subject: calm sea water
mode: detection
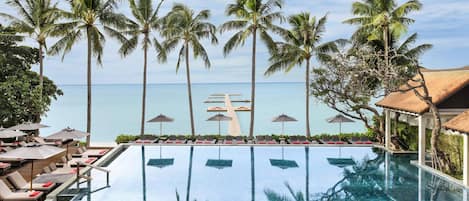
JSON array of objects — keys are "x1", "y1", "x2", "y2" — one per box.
[{"x1": 41, "y1": 83, "x2": 366, "y2": 142}]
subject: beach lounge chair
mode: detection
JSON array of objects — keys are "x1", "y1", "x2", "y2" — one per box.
[
  {"x1": 42, "y1": 166, "x2": 51, "y2": 174},
  {"x1": 7, "y1": 171, "x2": 56, "y2": 192},
  {"x1": 135, "y1": 136, "x2": 157, "y2": 144},
  {"x1": 165, "y1": 135, "x2": 186, "y2": 144},
  {"x1": 0, "y1": 162, "x2": 11, "y2": 175},
  {"x1": 318, "y1": 136, "x2": 335, "y2": 144},
  {"x1": 265, "y1": 136, "x2": 277, "y2": 144},
  {"x1": 194, "y1": 136, "x2": 206, "y2": 144},
  {"x1": 73, "y1": 147, "x2": 108, "y2": 158},
  {"x1": 348, "y1": 136, "x2": 363, "y2": 144},
  {"x1": 204, "y1": 136, "x2": 216, "y2": 144},
  {"x1": 0, "y1": 180, "x2": 43, "y2": 201},
  {"x1": 66, "y1": 154, "x2": 97, "y2": 167},
  {"x1": 331, "y1": 136, "x2": 347, "y2": 144},
  {"x1": 221, "y1": 136, "x2": 234, "y2": 144},
  {"x1": 288, "y1": 136, "x2": 311, "y2": 144},
  {"x1": 256, "y1": 136, "x2": 277, "y2": 144},
  {"x1": 360, "y1": 136, "x2": 373, "y2": 144},
  {"x1": 234, "y1": 136, "x2": 246, "y2": 144}
]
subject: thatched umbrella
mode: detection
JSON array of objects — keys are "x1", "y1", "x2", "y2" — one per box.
[
  {"x1": 147, "y1": 114, "x2": 174, "y2": 136},
  {"x1": 272, "y1": 114, "x2": 297, "y2": 135},
  {"x1": 327, "y1": 114, "x2": 355, "y2": 134},
  {"x1": 206, "y1": 114, "x2": 232, "y2": 135},
  {"x1": 0, "y1": 144, "x2": 65, "y2": 191},
  {"x1": 46, "y1": 127, "x2": 90, "y2": 155},
  {"x1": 8, "y1": 122, "x2": 49, "y2": 131},
  {"x1": 0, "y1": 130, "x2": 27, "y2": 139}
]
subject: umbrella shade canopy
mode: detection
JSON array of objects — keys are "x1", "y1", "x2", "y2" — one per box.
[
  {"x1": 327, "y1": 114, "x2": 355, "y2": 123},
  {"x1": 0, "y1": 130, "x2": 27, "y2": 138},
  {"x1": 147, "y1": 158, "x2": 175, "y2": 169},
  {"x1": 46, "y1": 127, "x2": 89, "y2": 140},
  {"x1": 269, "y1": 159, "x2": 299, "y2": 169},
  {"x1": 0, "y1": 144, "x2": 65, "y2": 160},
  {"x1": 205, "y1": 159, "x2": 233, "y2": 169},
  {"x1": 206, "y1": 114, "x2": 232, "y2": 121},
  {"x1": 8, "y1": 122, "x2": 49, "y2": 131},
  {"x1": 147, "y1": 114, "x2": 174, "y2": 123},
  {"x1": 272, "y1": 114, "x2": 297, "y2": 122}
]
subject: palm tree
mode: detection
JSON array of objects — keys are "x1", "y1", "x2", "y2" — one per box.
[
  {"x1": 220, "y1": 0, "x2": 284, "y2": 138},
  {"x1": 160, "y1": 4, "x2": 218, "y2": 136},
  {"x1": 119, "y1": 0, "x2": 166, "y2": 137},
  {"x1": 0, "y1": 0, "x2": 59, "y2": 94},
  {"x1": 343, "y1": 0, "x2": 422, "y2": 72},
  {"x1": 49, "y1": 0, "x2": 128, "y2": 147},
  {"x1": 265, "y1": 13, "x2": 336, "y2": 137}
]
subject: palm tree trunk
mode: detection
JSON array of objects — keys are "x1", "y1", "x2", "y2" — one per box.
[
  {"x1": 249, "y1": 28, "x2": 257, "y2": 138},
  {"x1": 305, "y1": 58, "x2": 311, "y2": 137},
  {"x1": 140, "y1": 35, "x2": 148, "y2": 137},
  {"x1": 86, "y1": 28, "x2": 92, "y2": 147},
  {"x1": 38, "y1": 42, "x2": 44, "y2": 91},
  {"x1": 185, "y1": 42, "x2": 195, "y2": 136}
]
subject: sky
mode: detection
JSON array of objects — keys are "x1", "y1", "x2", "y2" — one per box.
[{"x1": 0, "y1": 0, "x2": 468, "y2": 85}]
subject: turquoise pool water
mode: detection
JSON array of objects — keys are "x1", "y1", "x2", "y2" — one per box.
[{"x1": 64, "y1": 146, "x2": 466, "y2": 201}]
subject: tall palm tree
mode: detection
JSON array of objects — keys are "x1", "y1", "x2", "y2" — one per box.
[
  {"x1": 0, "y1": 0, "x2": 59, "y2": 94},
  {"x1": 220, "y1": 0, "x2": 284, "y2": 138},
  {"x1": 265, "y1": 13, "x2": 336, "y2": 137},
  {"x1": 343, "y1": 0, "x2": 422, "y2": 71},
  {"x1": 119, "y1": 0, "x2": 166, "y2": 137},
  {"x1": 49, "y1": 0, "x2": 128, "y2": 146},
  {"x1": 160, "y1": 4, "x2": 218, "y2": 136}
]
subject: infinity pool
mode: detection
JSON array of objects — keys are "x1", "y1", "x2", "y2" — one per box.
[{"x1": 62, "y1": 146, "x2": 466, "y2": 201}]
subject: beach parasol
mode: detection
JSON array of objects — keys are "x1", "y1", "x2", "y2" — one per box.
[
  {"x1": 147, "y1": 114, "x2": 174, "y2": 136},
  {"x1": 269, "y1": 146, "x2": 298, "y2": 170},
  {"x1": 206, "y1": 114, "x2": 232, "y2": 135},
  {"x1": 7, "y1": 122, "x2": 49, "y2": 131},
  {"x1": 147, "y1": 145, "x2": 174, "y2": 169},
  {"x1": 0, "y1": 130, "x2": 27, "y2": 139},
  {"x1": 327, "y1": 114, "x2": 355, "y2": 134},
  {"x1": 46, "y1": 127, "x2": 89, "y2": 155},
  {"x1": 205, "y1": 146, "x2": 233, "y2": 170},
  {"x1": 272, "y1": 114, "x2": 297, "y2": 135},
  {"x1": 0, "y1": 144, "x2": 65, "y2": 191}
]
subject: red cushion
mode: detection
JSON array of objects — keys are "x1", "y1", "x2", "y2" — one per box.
[
  {"x1": 85, "y1": 158, "x2": 94, "y2": 163},
  {"x1": 268, "y1": 141, "x2": 276, "y2": 144},
  {"x1": 327, "y1": 142, "x2": 335, "y2": 144},
  {"x1": 42, "y1": 181, "x2": 53, "y2": 187},
  {"x1": 355, "y1": 141, "x2": 363, "y2": 144},
  {"x1": 336, "y1": 141, "x2": 345, "y2": 144},
  {"x1": 292, "y1": 141, "x2": 300, "y2": 144},
  {"x1": 70, "y1": 169, "x2": 78, "y2": 174},
  {"x1": 225, "y1": 141, "x2": 233, "y2": 144},
  {"x1": 98, "y1": 150, "x2": 107, "y2": 154},
  {"x1": 365, "y1": 141, "x2": 373, "y2": 144},
  {"x1": 302, "y1": 141, "x2": 310, "y2": 144},
  {"x1": 196, "y1": 141, "x2": 203, "y2": 144},
  {"x1": 29, "y1": 191, "x2": 40, "y2": 197}
]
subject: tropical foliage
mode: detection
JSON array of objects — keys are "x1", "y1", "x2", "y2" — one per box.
[
  {"x1": 119, "y1": 0, "x2": 167, "y2": 136},
  {"x1": 49, "y1": 0, "x2": 128, "y2": 146},
  {"x1": 161, "y1": 3, "x2": 218, "y2": 136},
  {"x1": 0, "y1": 25, "x2": 62, "y2": 127},
  {"x1": 220, "y1": 0, "x2": 284, "y2": 138}
]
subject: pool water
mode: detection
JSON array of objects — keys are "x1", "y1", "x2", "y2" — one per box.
[{"x1": 65, "y1": 146, "x2": 466, "y2": 201}]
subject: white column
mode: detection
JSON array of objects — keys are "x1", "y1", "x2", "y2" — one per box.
[
  {"x1": 385, "y1": 110, "x2": 391, "y2": 150},
  {"x1": 463, "y1": 134, "x2": 469, "y2": 186},
  {"x1": 418, "y1": 115, "x2": 426, "y2": 166}
]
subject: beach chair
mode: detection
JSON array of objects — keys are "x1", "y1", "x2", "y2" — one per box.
[
  {"x1": 234, "y1": 136, "x2": 246, "y2": 144},
  {"x1": 204, "y1": 136, "x2": 216, "y2": 144},
  {"x1": 331, "y1": 136, "x2": 346, "y2": 144},
  {"x1": 288, "y1": 136, "x2": 310, "y2": 144},
  {"x1": 348, "y1": 136, "x2": 363, "y2": 144},
  {"x1": 319, "y1": 136, "x2": 335, "y2": 144},
  {"x1": 66, "y1": 154, "x2": 97, "y2": 167},
  {"x1": 265, "y1": 136, "x2": 277, "y2": 144},
  {"x1": 194, "y1": 136, "x2": 206, "y2": 144},
  {"x1": 255, "y1": 136, "x2": 266, "y2": 144},
  {"x1": 360, "y1": 136, "x2": 373, "y2": 144},
  {"x1": 7, "y1": 171, "x2": 56, "y2": 192},
  {"x1": 0, "y1": 162, "x2": 11, "y2": 175},
  {"x1": 135, "y1": 136, "x2": 157, "y2": 144},
  {"x1": 0, "y1": 180, "x2": 43, "y2": 201},
  {"x1": 73, "y1": 147, "x2": 109, "y2": 158},
  {"x1": 222, "y1": 136, "x2": 234, "y2": 144},
  {"x1": 165, "y1": 135, "x2": 186, "y2": 144}
]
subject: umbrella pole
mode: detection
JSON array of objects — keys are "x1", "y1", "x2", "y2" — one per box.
[
  {"x1": 282, "y1": 122, "x2": 284, "y2": 135},
  {"x1": 218, "y1": 120, "x2": 221, "y2": 136},
  {"x1": 30, "y1": 160, "x2": 34, "y2": 192},
  {"x1": 339, "y1": 122, "x2": 342, "y2": 135},
  {"x1": 160, "y1": 122, "x2": 162, "y2": 137}
]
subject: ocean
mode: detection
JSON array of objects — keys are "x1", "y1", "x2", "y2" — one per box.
[{"x1": 41, "y1": 82, "x2": 366, "y2": 142}]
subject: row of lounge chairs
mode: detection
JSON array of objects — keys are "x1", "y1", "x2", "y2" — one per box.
[
  {"x1": 133, "y1": 135, "x2": 375, "y2": 145},
  {"x1": 0, "y1": 171, "x2": 57, "y2": 201}
]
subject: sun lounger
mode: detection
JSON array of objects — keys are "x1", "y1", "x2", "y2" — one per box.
[
  {"x1": 288, "y1": 136, "x2": 311, "y2": 144},
  {"x1": 0, "y1": 180, "x2": 43, "y2": 201},
  {"x1": 42, "y1": 166, "x2": 51, "y2": 174},
  {"x1": 73, "y1": 147, "x2": 108, "y2": 158},
  {"x1": 135, "y1": 136, "x2": 157, "y2": 144},
  {"x1": 0, "y1": 162, "x2": 11, "y2": 175},
  {"x1": 195, "y1": 136, "x2": 206, "y2": 144},
  {"x1": 51, "y1": 167, "x2": 79, "y2": 174},
  {"x1": 256, "y1": 136, "x2": 277, "y2": 144},
  {"x1": 360, "y1": 136, "x2": 373, "y2": 144},
  {"x1": 331, "y1": 136, "x2": 347, "y2": 144},
  {"x1": 221, "y1": 136, "x2": 234, "y2": 144},
  {"x1": 66, "y1": 154, "x2": 97, "y2": 167},
  {"x1": 234, "y1": 136, "x2": 246, "y2": 144},
  {"x1": 318, "y1": 136, "x2": 335, "y2": 144},
  {"x1": 7, "y1": 171, "x2": 56, "y2": 192},
  {"x1": 165, "y1": 135, "x2": 186, "y2": 144},
  {"x1": 348, "y1": 136, "x2": 363, "y2": 144}
]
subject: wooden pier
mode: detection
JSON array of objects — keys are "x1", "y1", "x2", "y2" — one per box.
[{"x1": 206, "y1": 94, "x2": 250, "y2": 136}]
